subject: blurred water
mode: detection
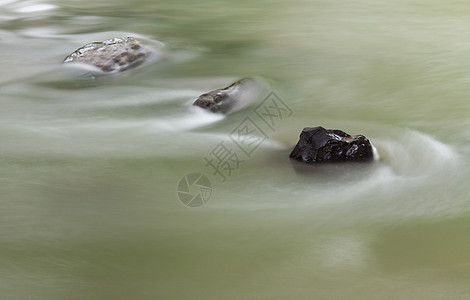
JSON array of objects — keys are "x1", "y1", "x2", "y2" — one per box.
[{"x1": 1, "y1": 0, "x2": 470, "y2": 299}]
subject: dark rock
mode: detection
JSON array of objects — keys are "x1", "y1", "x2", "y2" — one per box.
[
  {"x1": 193, "y1": 78, "x2": 258, "y2": 114},
  {"x1": 289, "y1": 126, "x2": 374, "y2": 163},
  {"x1": 63, "y1": 37, "x2": 153, "y2": 73}
]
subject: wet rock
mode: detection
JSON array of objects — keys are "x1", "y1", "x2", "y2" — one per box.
[
  {"x1": 193, "y1": 78, "x2": 258, "y2": 114},
  {"x1": 63, "y1": 37, "x2": 153, "y2": 73},
  {"x1": 289, "y1": 126, "x2": 374, "y2": 163}
]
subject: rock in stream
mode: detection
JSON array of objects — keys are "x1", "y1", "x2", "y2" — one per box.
[
  {"x1": 193, "y1": 78, "x2": 262, "y2": 114},
  {"x1": 289, "y1": 126, "x2": 374, "y2": 163},
  {"x1": 63, "y1": 37, "x2": 154, "y2": 73}
]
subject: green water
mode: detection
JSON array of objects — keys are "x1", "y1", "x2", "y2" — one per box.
[{"x1": 1, "y1": 0, "x2": 470, "y2": 299}]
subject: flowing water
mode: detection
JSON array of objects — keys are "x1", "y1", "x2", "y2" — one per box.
[{"x1": 1, "y1": 0, "x2": 470, "y2": 299}]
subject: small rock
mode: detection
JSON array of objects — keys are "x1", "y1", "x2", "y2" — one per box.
[
  {"x1": 289, "y1": 126, "x2": 374, "y2": 163},
  {"x1": 193, "y1": 78, "x2": 258, "y2": 114},
  {"x1": 63, "y1": 37, "x2": 153, "y2": 73}
]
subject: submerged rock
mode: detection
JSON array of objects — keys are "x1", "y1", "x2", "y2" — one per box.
[
  {"x1": 63, "y1": 37, "x2": 154, "y2": 73},
  {"x1": 289, "y1": 126, "x2": 374, "y2": 163},
  {"x1": 193, "y1": 78, "x2": 259, "y2": 114}
]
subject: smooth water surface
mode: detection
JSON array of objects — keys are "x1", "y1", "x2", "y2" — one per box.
[{"x1": 1, "y1": 0, "x2": 470, "y2": 299}]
